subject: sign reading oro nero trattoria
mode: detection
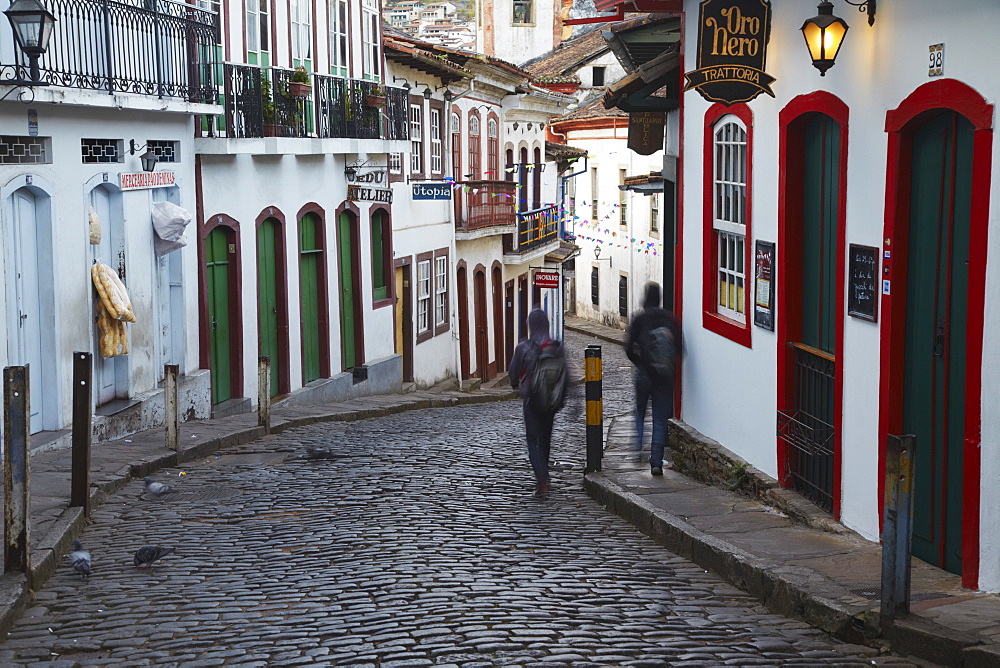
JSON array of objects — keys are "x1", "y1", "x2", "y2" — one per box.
[{"x1": 684, "y1": 0, "x2": 775, "y2": 106}]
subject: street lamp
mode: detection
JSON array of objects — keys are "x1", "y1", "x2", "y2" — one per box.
[
  {"x1": 800, "y1": 1, "x2": 849, "y2": 76},
  {"x1": 129, "y1": 140, "x2": 159, "y2": 173},
  {"x1": 4, "y1": 0, "x2": 56, "y2": 85}
]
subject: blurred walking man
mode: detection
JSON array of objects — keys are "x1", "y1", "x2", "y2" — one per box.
[{"x1": 624, "y1": 283, "x2": 681, "y2": 476}]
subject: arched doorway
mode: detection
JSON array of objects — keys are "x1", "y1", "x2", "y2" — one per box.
[
  {"x1": 880, "y1": 80, "x2": 993, "y2": 587},
  {"x1": 299, "y1": 210, "x2": 329, "y2": 384},
  {"x1": 457, "y1": 264, "x2": 469, "y2": 379},
  {"x1": 4, "y1": 181, "x2": 56, "y2": 432},
  {"x1": 205, "y1": 225, "x2": 240, "y2": 405},
  {"x1": 776, "y1": 93, "x2": 848, "y2": 518},
  {"x1": 90, "y1": 183, "x2": 129, "y2": 407},
  {"x1": 474, "y1": 268, "x2": 489, "y2": 379},
  {"x1": 336, "y1": 208, "x2": 364, "y2": 370},
  {"x1": 257, "y1": 215, "x2": 289, "y2": 397},
  {"x1": 492, "y1": 265, "x2": 504, "y2": 373}
]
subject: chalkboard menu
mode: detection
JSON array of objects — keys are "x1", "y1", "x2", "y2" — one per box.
[{"x1": 848, "y1": 244, "x2": 878, "y2": 322}]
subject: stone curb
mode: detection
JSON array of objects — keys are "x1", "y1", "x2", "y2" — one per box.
[
  {"x1": 583, "y1": 471, "x2": 996, "y2": 666},
  {"x1": 583, "y1": 473, "x2": 874, "y2": 643},
  {"x1": 0, "y1": 386, "x2": 519, "y2": 639}
]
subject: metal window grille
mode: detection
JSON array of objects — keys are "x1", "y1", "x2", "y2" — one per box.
[
  {"x1": 618, "y1": 275, "x2": 628, "y2": 317},
  {"x1": 0, "y1": 136, "x2": 51, "y2": 164},
  {"x1": 81, "y1": 138, "x2": 123, "y2": 163},
  {"x1": 417, "y1": 260, "x2": 431, "y2": 332},
  {"x1": 713, "y1": 118, "x2": 747, "y2": 320},
  {"x1": 434, "y1": 256, "x2": 447, "y2": 325},
  {"x1": 591, "y1": 266, "x2": 599, "y2": 306},
  {"x1": 145, "y1": 140, "x2": 178, "y2": 162}
]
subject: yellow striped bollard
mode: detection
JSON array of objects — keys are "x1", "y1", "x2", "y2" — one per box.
[{"x1": 585, "y1": 344, "x2": 603, "y2": 473}]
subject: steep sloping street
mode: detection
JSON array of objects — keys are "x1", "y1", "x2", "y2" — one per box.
[{"x1": 0, "y1": 332, "x2": 914, "y2": 665}]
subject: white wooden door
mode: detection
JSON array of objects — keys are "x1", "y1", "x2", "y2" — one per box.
[
  {"x1": 151, "y1": 188, "x2": 185, "y2": 381},
  {"x1": 8, "y1": 189, "x2": 43, "y2": 432},
  {"x1": 90, "y1": 186, "x2": 126, "y2": 405}
]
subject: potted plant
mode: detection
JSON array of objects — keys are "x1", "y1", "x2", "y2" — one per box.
[
  {"x1": 366, "y1": 84, "x2": 387, "y2": 108},
  {"x1": 289, "y1": 66, "x2": 311, "y2": 98},
  {"x1": 261, "y1": 75, "x2": 280, "y2": 136}
]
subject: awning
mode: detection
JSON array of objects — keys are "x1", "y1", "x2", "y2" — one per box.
[{"x1": 545, "y1": 240, "x2": 579, "y2": 263}]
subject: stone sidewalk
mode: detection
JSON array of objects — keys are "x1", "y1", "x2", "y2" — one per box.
[
  {"x1": 566, "y1": 313, "x2": 1000, "y2": 667},
  {"x1": 0, "y1": 379, "x2": 519, "y2": 639}
]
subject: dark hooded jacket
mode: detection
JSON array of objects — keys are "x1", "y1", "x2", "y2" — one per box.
[
  {"x1": 624, "y1": 283, "x2": 681, "y2": 376},
  {"x1": 509, "y1": 308, "x2": 563, "y2": 400}
]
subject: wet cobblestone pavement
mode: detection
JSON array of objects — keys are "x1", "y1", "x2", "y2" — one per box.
[{"x1": 0, "y1": 332, "x2": 918, "y2": 666}]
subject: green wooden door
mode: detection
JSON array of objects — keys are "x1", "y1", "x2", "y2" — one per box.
[
  {"x1": 257, "y1": 219, "x2": 281, "y2": 397},
  {"x1": 206, "y1": 228, "x2": 232, "y2": 405},
  {"x1": 904, "y1": 111, "x2": 973, "y2": 574},
  {"x1": 786, "y1": 113, "x2": 840, "y2": 513},
  {"x1": 300, "y1": 213, "x2": 322, "y2": 383},
  {"x1": 338, "y1": 211, "x2": 356, "y2": 369}
]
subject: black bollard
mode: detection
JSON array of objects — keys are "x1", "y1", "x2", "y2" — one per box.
[
  {"x1": 584, "y1": 345, "x2": 603, "y2": 473},
  {"x1": 71, "y1": 352, "x2": 93, "y2": 515}
]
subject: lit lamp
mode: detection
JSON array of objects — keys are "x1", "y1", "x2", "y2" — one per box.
[
  {"x1": 800, "y1": 1, "x2": 849, "y2": 76},
  {"x1": 4, "y1": 0, "x2": 56, "y2": 85}
]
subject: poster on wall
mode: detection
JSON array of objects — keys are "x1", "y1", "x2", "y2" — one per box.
[
  {"x1": 683, "y1": 0, "x2": 776, "y2": 106},
  {"x1": 753, "y1": 240, "x2": 774, "y2": 331},
  {"x1": 848, "y1": 244, "x2": 879, "y2": 322}
]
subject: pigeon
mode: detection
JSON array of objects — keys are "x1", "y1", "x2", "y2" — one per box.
[
  {"x1": 133, "y1": 546, "x2": 175, "y2": 568},
  {"x1": 70, "y1": 540, "x2": 91, "y2": 579},
  {"x1": 305, "y1": 445, "x2": 339, "y2": 461},
  {"x1": 143, "y1": 477, "x2": 172, "y2": 496}
]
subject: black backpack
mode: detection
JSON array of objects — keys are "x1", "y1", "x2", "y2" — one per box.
[
  {"x1": 641, "y1": 326, "x2": 678, "y2": 380},
  {"x1": 527, "y1": 339, "x2": 567, "y2": 414}
]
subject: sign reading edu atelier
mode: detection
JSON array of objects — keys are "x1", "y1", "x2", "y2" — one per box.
[
  {"x1": 347, "y1": 184, "x2": 392, "y2": 203},
  {"x1": 684, "y1": 0, "x2": 776, "y2": 106}
]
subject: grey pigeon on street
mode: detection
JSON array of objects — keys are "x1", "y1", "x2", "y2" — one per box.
[
  {"x1": 305, "y1": 445, "x2": 339, "y2": 460},
  {"x1": 133, "y1": 545, "x2": 175, "y2": 568},
  {"x1": 143, "y1": 477, "x2": 172, "y2": 496},
  {"x1": 70, "y1": 540, "x2": 91, "y2": 579}
]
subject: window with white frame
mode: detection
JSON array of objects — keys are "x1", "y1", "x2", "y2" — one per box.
[
  {"x1": 329, "y1": 0, "x2": 347, "y2": 75},
  {"x1": 247, "y1": 0, "x2": 269, "y2": 54},
  {"x1": 434, "y1": 256, "x2": 448, "y2": 326},
  {"x1": 713, "y1": 116, "x2": 748, "y2": 321},
  {"x1": 362, "y1": 0, "x2": 380, "y2": 80},
  {"x1": 512, "y1": 0, "x2": 531, "y2": 24},
  {"x1": 468, "y1": 114, "x2": 481, "y2": 179},
  {"x1": 389, "y1": 152, "x2": 402, "y2": 174},
  {"x1": 417, "y1": 260, "x2": 431, "y2": 333},
  {"x1": 291, "y1": 0, "x2": 311, "y2": 61},
  {"x1": 410, "y1": 105, "x2": 423, "y2": 173},
  {"x1": 487, "y1": 118, "x2": 499, "y2": 177},
  {"x1": 619, "y1": 168, "x2": 627, "y2": 227},
  {"x1": 450, "y1": 112, "x2": 460, "y2": 133},
  {"x1": 430, "y1": 109, "x2": 442, "y2": 173},
  {"x1": 650, "y1": 194, "x2": 659, "y2": 233}
]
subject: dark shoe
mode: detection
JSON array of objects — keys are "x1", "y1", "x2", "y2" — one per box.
[{"x1": 651, "y1": 466, "x2": 663, "y2": 476}]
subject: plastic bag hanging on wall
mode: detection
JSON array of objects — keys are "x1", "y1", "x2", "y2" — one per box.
[{"x1": 151, "y1": 200, "x2": 193, "y2": 256}]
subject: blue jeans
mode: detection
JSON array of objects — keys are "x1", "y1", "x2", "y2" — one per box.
[
  {"x1": 635, "y1": 369, "x2": 672, "y2": 468},
  {"x1": 523, "y1": 402, "x2": 554, "y2": 488}
]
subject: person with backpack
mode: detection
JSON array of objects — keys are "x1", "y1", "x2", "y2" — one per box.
[
  {"x1": 508, "y1": 308, "x2": 567, "y2": 496},
  {"x1": 625, "y1": 282, "x2": 681, "y2": 476}
]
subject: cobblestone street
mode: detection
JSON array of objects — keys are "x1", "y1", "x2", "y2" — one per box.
[{"x1": 0, "y1": 331, "x2": 915, "y2": 666}]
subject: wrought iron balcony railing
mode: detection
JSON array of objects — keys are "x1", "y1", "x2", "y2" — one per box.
[
  {"x1": 1, "y1": 0, "x2": 219, "y2": 102},
  {"x1": 219, "y1": 63, "x2": 408, "y2": 140},
  {"x1": 505, "y1": 204, "x2": 560, "y2": 254},
  {"x1": 455, "y1": 180, "x2": 517, "y2": 232}
]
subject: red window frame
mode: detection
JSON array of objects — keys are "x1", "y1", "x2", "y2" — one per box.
[
  {"x1": 702, "y1": 102, "x2": 753, "y2": 348},
  {"x1": 467, "y1": 110, "x2": 481, "y2": 179}
]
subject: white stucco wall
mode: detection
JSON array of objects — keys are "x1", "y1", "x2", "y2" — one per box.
[
  {"x1": 480, "y1": 0, "x2": 558, "y2": 65},
  {"x1": 679, "y1": 0, "x2": 1000, "y2": 590},
  {"x1": 563, "y1": 130, "x2": 664, "y2": 326},
  {"x1": 0, "y1": 104, "x2": 199, "y2": 433}
]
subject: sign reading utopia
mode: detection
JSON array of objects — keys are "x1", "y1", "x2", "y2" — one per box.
[{"x1": 684, "y1": 0, "x2": 776, "y2": 106}]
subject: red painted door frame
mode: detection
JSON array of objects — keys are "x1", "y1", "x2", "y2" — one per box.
[
  {"x1": 776, "y1": 92, "x2": 849, "y2": 520},
  {"x1": 878, "y1": 79, "x2": 993, "y2": 590},
  {"x1": 199, "y1": 213, "x2": 245, "y2": 402},
  {"x1": 474, "y1": 267, "x2": 490, "y2": 379},
  {"x1": 457, "y1": 263, "x2": 470, "y2": 379},
  {"x1": 256, "y1": 209, "x2": 291, "y2": 396},
  {"x1": 492, "y1": 264, "x2": 504, "y2": 373}
]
